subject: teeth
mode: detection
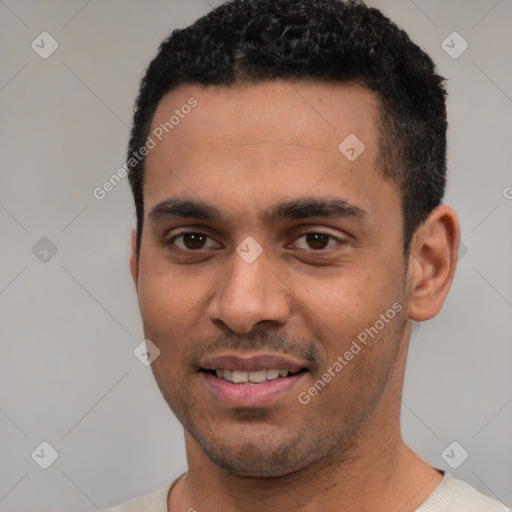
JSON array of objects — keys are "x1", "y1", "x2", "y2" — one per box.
[
  {"x1": 232, "y1": 371, "x2": 248, "y2": 383},
  {"x1": 248, "y1": 370, "x2": 266, "y2": 383},
  {"x1": 213, "y1": 368, "x2": 293, "y2": 383},
  {"x1": 266, "y1": 369, "x2": 280, "y2": 380}
]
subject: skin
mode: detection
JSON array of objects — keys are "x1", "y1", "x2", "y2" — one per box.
[{"x1": 130, "y1": 79, "x2": 460, "y2": 512}]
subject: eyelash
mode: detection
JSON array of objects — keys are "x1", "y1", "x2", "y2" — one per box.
[{"x1": 166, "y1": 231, "x2": 345, "y2": 253}]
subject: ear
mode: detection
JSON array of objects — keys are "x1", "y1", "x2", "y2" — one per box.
[
  {"x1": 130, "y1": 229, "x2": 139, "y2": 292},
  {"x1": 406, "y1": 205, "x2": 460, "y2": 322}
]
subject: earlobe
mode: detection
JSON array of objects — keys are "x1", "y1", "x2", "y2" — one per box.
[
  {"x1": 406, "y1": 205, "x2": 460, "y2": 322},
  {"x1": 130, "y1": 229, "x2": 139, "y2": 291}
]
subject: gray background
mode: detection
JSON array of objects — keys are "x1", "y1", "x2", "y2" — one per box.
[{"x1": 0, "y1": 0, "x2": 511, "y2": 510}]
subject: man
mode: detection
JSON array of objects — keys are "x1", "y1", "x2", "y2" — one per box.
[{"x1": 107, "y1": 0, "x2": 509, "y2": 510}]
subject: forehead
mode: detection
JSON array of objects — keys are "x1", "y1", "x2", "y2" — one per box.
[
  {"x1": 148, "y1": 79, "x2": 381, "y2": 155},
  {"x1": 143, "y1": 80, "x2": 397, "y2": 225}
]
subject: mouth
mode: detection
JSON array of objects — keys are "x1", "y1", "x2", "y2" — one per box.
[{"x1": 199, "y1": 353, "x2": 310, "y2": 408}]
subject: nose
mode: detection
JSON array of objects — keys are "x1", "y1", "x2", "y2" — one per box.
[{"x1": 207, "y1": 250, "x2": 291, "y2": 335}]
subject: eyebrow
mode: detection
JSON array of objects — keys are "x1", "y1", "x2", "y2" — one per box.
[
  {"x1": 263, "y1": 197, "x2": 366, "y2": 223},
  {"x1": 148, "y1": 197, "x2": 367, "y2": 224}
]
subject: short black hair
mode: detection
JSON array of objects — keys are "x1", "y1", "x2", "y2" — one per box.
[{"x1": 127, "y1": 0, "x2": 447, "y2": 256}]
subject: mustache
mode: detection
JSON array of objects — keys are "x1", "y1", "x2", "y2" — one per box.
[{"x1": 191, "y1": 331, "x2": 319, "y2": 364}]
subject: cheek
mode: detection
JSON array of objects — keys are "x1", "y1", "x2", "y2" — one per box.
[
  {"x1": 292, "y1": 264, "x2": 406, "y2": 384},
  {"x1": 136, "y1": 262, "x2": 213, "y2": 364},
  {"x1": 138, "y1": 273, "x2": 170, "y2": 324},
  {"x1": 138, "y1": 257, "x2": 190, "y2": 313},
  {"x1": 304, "y1": 303, "x2": 406, "y2": 422},
  {"x1": 298, "y1": 265, "x2": 399, "y2": 326},
  {"x1": 137, "y1": 265, "x2": 187, "y2": 340}
]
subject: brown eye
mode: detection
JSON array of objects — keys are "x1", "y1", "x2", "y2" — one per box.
[
  {"x1": 169, "y1": 232, "x2": 212, "y2": 250},
  {"x1": 305, "y1": 233, "x2": 330, "y2": 250},
  {"x1": 292, "y1": 232, "x2": 341, "y2": 251}
]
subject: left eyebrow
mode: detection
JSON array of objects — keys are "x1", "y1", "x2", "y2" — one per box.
[{"x1": 262, "y1": 197, "x2": 367, "y2": 224}]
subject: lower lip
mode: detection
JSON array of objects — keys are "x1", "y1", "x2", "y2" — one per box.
[{"x1": 202, "y1": 372, "x2": 307, "y2": 408}]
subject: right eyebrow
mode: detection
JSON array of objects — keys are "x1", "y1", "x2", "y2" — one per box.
[{"x1": 148, "y1": 198, "x2": 223, "y2": 223}]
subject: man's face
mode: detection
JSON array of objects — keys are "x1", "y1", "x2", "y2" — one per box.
[{"x1": 132, "y1": 80, "x2": 410, "y2": 477}]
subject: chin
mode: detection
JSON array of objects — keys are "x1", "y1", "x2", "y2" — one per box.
[
  {"x1": 199, "y1": 445, "x2": 301, "y2": 478},
  {"x1": 188, "y1": 424, "x2": 323, "y2": 478}
]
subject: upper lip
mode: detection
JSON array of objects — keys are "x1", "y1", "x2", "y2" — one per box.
[{"x1": 199, "y1": 352, "x2": 309, "y2": 373}]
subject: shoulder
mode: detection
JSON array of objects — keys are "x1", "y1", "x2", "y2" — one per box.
[
  {"x1": 416, "y1": 472, "x2": 510, "y2": 512},
  {"x1": 103, "y1": 478, "x2": 177, "y2": 512}
]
